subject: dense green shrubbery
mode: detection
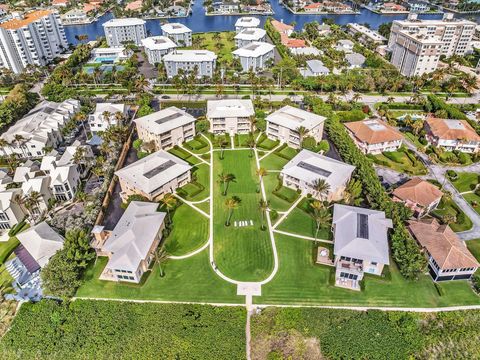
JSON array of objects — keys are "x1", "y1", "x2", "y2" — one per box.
[
  {"x1": 0, "y1": 84, "x2": 38, "y2": 131},
  {"x1": 337, "y1": 109, "x2": 367, "y2": 123},
  {"x1": 0, "y1": 300, "x2": 246, "y2": 359}
]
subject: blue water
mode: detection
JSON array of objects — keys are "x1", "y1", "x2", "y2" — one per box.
[{"x1": 64, "y1": 0, "x2": 478, "y2": 44}]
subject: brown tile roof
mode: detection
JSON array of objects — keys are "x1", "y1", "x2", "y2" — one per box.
[
  {"x1": 425, "y1": 116, "x2": 480, "y2": 142},
  {"x1": 408, "y1": 219, "x2": 480, "y2": 270},
  {"x1": 343, "y1": 119, "x2": 403, "y2": 145},
  {"x1": 0, "y1": 10, "x2": 53, "y2": 30},
  {"x1": 285, "y1": 38, "x2": 306, "y2": 48},
  {"x1": 393, "y1": 178, "x2": 443, "y2": 207},
  {"x1": 271, "y1": 20, "x2": 293, "y2": 33}
]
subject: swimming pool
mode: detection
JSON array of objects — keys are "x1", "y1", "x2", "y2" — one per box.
[{"x1": 92, "y1": 56, "x2": 118, "y2": 64}]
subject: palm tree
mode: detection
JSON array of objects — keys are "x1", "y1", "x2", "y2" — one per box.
[
  {"x1": 224, "y1": 196, "x2": 241, "y2": 226},
  {"x1": 296, "y1": 126, "x2": 309, "y2": 147},
  {"x1": 343, "y1": 179, "x2": 363, "y2": 206},
  {"x1": 411, "y1": 120, "x2": 423, "y2": 136},
  {"x1": 114, "y1": 111, "x2": 125, "y2": 126},
  {"x1": 13, "y1": 134, "x2": 26, "y2": 158},
  {"x1": 258, "y1": 199, "x2": 269, "y2": 230},
  {"x1": 311, "y1": 178, "x2": 330, "y2": 201},
  {"x1": 73, "y1": 146, "x2": 87, "y2": 174},
  {"x1": 23, "y1": 191, "x2": 42, "y2": 220},
  {"x1": 154, "y1": 245, "x2": 169, "y2": 277},
  {"x1": 248, "y1": 115, "x2": 256, "y2": 133},
  {"x1": 160, "y1": 193, "x2": 177, "y2": 222},
  {"x1": 0, "y1": 138, "x2": 10, "y2": 156},
  {"x1": 386, "y1": 96, "x2": 395, "y2": 104},
  {"x1": 217, "y1": 172, "x2": 228, "y2": 196},
  {"x1": 102, "y1": 111, "x2": 112, "y2": 126},
  {"x1": 310, "y1": 204, "x2": 332, "y2": 240},
  {"x1": 219, "y1": 136, "x2": 229, "y2": 160},
  {"x1": 256, "y1": 167, "x2": 268, "y2": 181},
  {"x1": 247, "y1": 137, "x2": 256, "y2": 157},
  {"x1": 351, "y1": 93, "x2": 362, "y2": 104}
]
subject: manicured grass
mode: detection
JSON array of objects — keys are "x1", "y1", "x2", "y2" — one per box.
[
  {"x1": 76, "y1": 250, "x2": 241, "y2": 303},
  {"x1": 177, "y1": 163, "x2": 210, "y2": 201},
  {"x1": 260, "y1": 152, "x2": 290, "y2": 170},
  {"x1": 463, "y1": 193, "x2": 480, "y2": 215},
  {"x1": 372, "y1": 147, "x2": 427, "y2": 176},
  {"x1": 451, "y1": 172, "x2": 480, "y2": 193},
  {"x1": 190, "y1": 32, "x2": 236, "y2": 66},
  {"x1": 194, "y1": 200, "x2": 210, "y2": 214},
  {"x1": 403, "y1": 132, "x2": 425, "y2": 149},
  {"x1": 184, "y1": 138, "x2": 209, "y2": 154},
  {"x1": 277, "y1": 205, "x2": 333, "y2": 240},
  {"x1": 168, "y1": 146, "x2": 196, "y2": 165},
  {"x1": 257, "y1": 235, "x2": 480, "y2": 307},
  {"x1": 431, "y1": 196, "x2": 473, "y2": 232},
  {"x1": 466, "y1": 238, "x2": 480, "y2": 260},
  {"x1": 262, "y1": 173, "x2": 296, "y2": 212},
  {"x1": 0, "y1": 236, "x2": 19, "y2": 265},
  {"x1": 213, "y1": 150, "x2": 274, "y2": 282},
  {"x1": 163, "y1": 202, "x2": 209, "y2": 256},
  {"x1": 257, "y1": 136, "x2": 279, "y2": 150}
]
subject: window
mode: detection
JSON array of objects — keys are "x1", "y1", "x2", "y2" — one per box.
[{"x1": 371, "y1": 262, "x2": 377, "y2": 266}]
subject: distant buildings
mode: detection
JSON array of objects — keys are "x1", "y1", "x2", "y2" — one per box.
[
  {"x1": 141, "y1": 36, "x2": 177, "y2": 65},
  {"x1": 115, "y1": 150, "x2": 192, "y2": 202},
  {"x1": 103, "y1": 18, "x2": 147, "y2": 47},
  {"x1": 266, "y1": 105, "x2": 326, "y2": 148},
  {"x1": 347, "y1": 23, "x2": 386, "y2": 45},
  {"x1": 207, "y1": 99, "x2": 255, "y2": 135},
  {"x1": 234, "y1": 28, "x2": 266, "y2": 48},
  {"x1": 163, "y1": 50, "x2": 217, "y2": 78},
  {"x1": 407, "y1": 1, "x2": 430, "y2": 12},
  {"x1": 232, "y1": 41, "x2": 275, "y2": 71},
  {"x1": 424, "y1": 117, "x2": 480, "y2": 153},
  {"x1": 343, "y1": 119, "x2": 403, "y2": 154},
  {"x1": 392, "y1": 178, "x2": 443, "y2": 217},
  {"x1": 134, "y1": 107, "x2": 196, "y2": 150},
  {"x1": 0, "y1": 10, "x2": 68, "y2": 74},
  {"x1": 161, "y1": 22, "x2": 192, "y2": 46},
  {"x1": 335, "y1": 39, "x2": 354, "y2": 53},
  {"x1": 281, "y1": 150, "x2": 355, "y2": 201},
  {"x1": 380, "y1": 2, "x2": 407, "y2": 12},
  {"x1": 345, "y1": 52, "x2": 365, "y2": 69},
  {"x1": 299, "y1": 59, "x2": 330, "y2": 77},
  {"x1": 89, "y1": 103, "x2": 128, "y2": 134},
  {"x1": 235, "y1": 17, "x2": 260, "y2": 33}
]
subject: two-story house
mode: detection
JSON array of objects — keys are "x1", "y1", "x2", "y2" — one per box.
[
  {"x1": 344, "y1": 119, "x2": 404, "y2": 154},
  {"x1": 424, "y1": 116, "x2": 480, "y2": 153},
  {"x1": 392, "y1": 177, "x2": 443, "y2": 217},
  {"x1": 207, "y1": 99, "x2": 255, "y2": 135}
]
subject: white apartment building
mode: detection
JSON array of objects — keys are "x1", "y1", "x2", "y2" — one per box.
[
  {"x1": 61, "y1": 9, "x2": 88, "y2": 24},
  {"x1": 135, "y1": 106, "x2": 196, "y2": 150},
  {"x1": 266, "y1": 105, "x2": 326, "y2": 149},
  {"x1": 347, "y1": 23, "x2": 386, "y2": 45},
  {"x1": 388, "y1": 13, "x2": 475, "y2": 58},
  {"x1": 207, "y1": 99, "x2": 255, "y2": 135},
  {"x1": 343, "y1": 119, "x2": 403, "y2": 154},
  {"x1": 424, "y1": 117, "x2": 480, "y2": 153},
  {"x1": 234, "y1": 28, "x2": 266, "y2": 48},
  {"x1": 0, "y1": 99, "x2": 80, "y2": 158},
  {"x1": 141, "y1": 36, "x2": 177, "y2": 65},
  {"x1": 232, "y1": 41, "x2": 275, "y2": 72},
  {"x1": 89, "y1": 103, "x2": 128, "y2": 134},
  {"x1": 0, "y1": 10, "x2": 68, "y2": 74},
  {"x1": 103, "y1": 18, "x2": 146, "y2": 47},
  {"x1": 235, "y1": 17, "x2": 260, "y2": 33},
  {"x1": 389, "y1": 29, "x2": 443, "y2": 77},
  {"x1": 163, "y1": 50, "x2": 217, "y2": 78},
  {"x1": 0, "y1": 189, "x2": 25, "y2": 231},
  {"x1": 161, "y1": 22, "x2": 192, "y2": 46}
]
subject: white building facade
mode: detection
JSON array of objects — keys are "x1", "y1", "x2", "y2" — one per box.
[
  {"x1": 207, "y1": 99, "x2": 255, "y2": 135},
  {"x1": 232, "y1": 41, "x2": 275, "y2": 72},
  {"x1": 141, "y1": 36, "x2": 177, "y2": 65},
  {"x1": 103, "y1": 18, "x2": 147, "y2": 47},
  {"x1": 163, "y1": 50, "x2": 217, "y2": 78},
  {"x1": 161, "y1": 23, "x2": 192, "y2": 46},
  {"x1": 89, "y1": 103, "x2": 128, "y2": 134},
  {"x1": 234, "y1": 28, "x2": 266, "y2": 48}
]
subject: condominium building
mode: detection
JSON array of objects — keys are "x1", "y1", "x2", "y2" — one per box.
[
  {"x1": 232, "y1": 41, "x2": 275, "y2": 72},
  {"x1": 0, "y1": 10, "x2": 68, "y2": 74},
  {"x1": 234, "y1": 28, "x2": 266, "y2": 48},
  {"x1": 235, "y1": 17, "x2": 260, "y2": 33},
  {"x1": 347, "y1": 23, "x2": 386, "y2": 45},
  {"x1": 424, "y1": 116, "x2": 480, "y2": 153},
  {"x1": 115, "y1": 150, "x2": 192, "y2": 202},
  {"x1": 207, "y1": 99, "x2": 255, "y2": 135},
  {"x1": 388, "y1": 13, "x2": 475, "y2": 58},
  {"x1": 163, "y1": 50, "x2": 217, "y2": 78},
  {"x1": 89, "y1": 103, "x2": 129, "y2": 134},
  {"x1": 161, "y1": 22, "x2": 192, "y2": 46},
  {"x1": 134, "y1": 107, "x2": 196, "y2": 150},
  {"x1": 0, "y1": 189, "x2": 26, "y2": 231},
  {"x1": 141, "y1": 36, "x2": 177, "y2": 65},
  {"x1": 102, "y1": 18, "x2": 146, "y2": 47},
  {"x1": 266, "y1": 105, "x2": 326, "y2": 149},
  {"x1": 343, "y1": 119, "x2": 403, "y2": 154}
]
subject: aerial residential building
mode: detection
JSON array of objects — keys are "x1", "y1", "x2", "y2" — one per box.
[
  {"x1": 163, "y1": 50, "x2": 217, "y2": 78},
  {"x1": 270, "y1": 20, "x2": 293, "y2": 37},
  {"x1": 234, "y1": 28, "x2": 266, "y2": 47},
  {"x1": 0, "y1": 10, "x2": 68, "y2": 74},
  {"x1": 91, "y1": 201, "x2": 166, "y2": 283},
  {"x1": 161, "y1": 22, "x2": 192, "y2": 46},
  {"x1": 299, "y1": 59, "x2": 330, "y2": 77},
  {"x1": 408, "y1": 219, "x2": 479, "y2": 281},
  {"x1": 102, "y1": 18, "x2": 147, "y2": 47},
  {"x1": 134, "y1": 107, "x2": 196, "y2": 150},
  {"x1": 332, "y1": 204, "x2": 392, "y2": 290},
  {"x1": 52, "y1": 0, "x2": 68, "y2": 7},
  {"x1": 266, "y1": 105, "x2": 326, "y2": 148},
  {"x1": 212, "y1": 1, "x2": 239, "y2": 14},
  {"x1": 61, "y1": 9, "x2": 89, "y2": 24},
  {"x1": 21, "y1": 176, "x2": 52, "y2": 214},
  {"x1": 335, "y1": 39, "x2": 354, "y2": 53},
  {"x1": 343, "y1": 119, "x2": 403, "y2": 154},
  {"x1": 141, "y1": 36, "x2": 177, "y2": 65},
  {"x1": 347, "y1": 23, "x2": 386, "y2": 45},
  {"x1": 392, "y1": 177, "x2": 443, "y2": 217},
  {"x1": 232, "y1": 41, "x2": 275, "y2": 72},
  {"x1": 317, "y1": 23, "x2": 332, "y2": 36},
  {"x1": 388, "y1": 13, "x2": 475, "y2": 57},
  {"x1": 0, "y1": 171, "x2": 13, "y2": 192},
  {"x1": 424, "y1": 116, "x2": 480, "y2": 153},
  {"x1": 115, "y1": 150, "x2": 192, "y2": 202},
  {"x1": 207, "y1": 99, "x2": 255, "y2": 135},
  {"x1": 89, "y1": 103, "x2": 128, "y2": 134},
  {"x1": 235, "y1": 17, "x2": 260, "y2": 33},
  {"x1": 90, "y1": 47, "x2": 132, "y2": 64},
  {"x1": 345, "y1": 52, "x2": 365, "y2": 69},
  {"x1": 125, "y1": 0, "x2": 143, "y2": 11},
  {"x1": 0, "y1": 99, "x2": 80, "y2": 158},
  {"x1": 381, "y1": 2, "x2": 407, "y2": 12},
  {"x1": 280, "y1": 150, "x2": 355, "y2": 201},
  {"x1": 408, "y1": 1, "x2": 430, "y2": 12},
  {"x1": 0, "y1": 189, "x2": 25, "y2": 231}
]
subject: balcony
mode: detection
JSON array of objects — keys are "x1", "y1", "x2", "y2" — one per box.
[{"x1": 337, "y1": 259, "x2": 363, "y2": 275}]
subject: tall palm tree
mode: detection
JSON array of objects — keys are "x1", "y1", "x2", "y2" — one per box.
[
  {"x1": 160, "y1": 193, "x2": 177, "y2": 222},
  {"x1": 219, "y1": 136, "x2": 229, "y2": 160},
  {"x1": 0, "y1": 138, "x2": 10, "y2": 156},
  {"x1": 248, "y1": 115, "x2": 257, "y2": 133},
  {"x1": 311, "y1": 178, "x2": 330, "y2": 202},
  {"x1": 247, "y1": 137, "x2": 256, "y2": 157},
  {"x1": 224, "y1": 196, "x2": 241, "y2": 226},
  {"x1": 343, "y1": 179, "x2": 363, "y2": 206},
  {"x1": 296, "y1": 126, "x2": 309, "y2": 147},
  {"x1": 154, "y1": 245, "x2": 169, "y2": 277},
  {"x1": 258, "y1": 199, "x2": 269, "y2": 231},
  {"x1": 217, "y1": 172, "x2": 229, "y2": 196},
  {"x1": 310, "y1": 205, "x2": 332, "y2": 240},
  {"x1": 13, "y1": 134, "x2": 26, "y2": 158},
  {"x1": 256, "y1": 167, "x2": 268, "y2": 181},
  {"x1": 102, "y1": 111, "x2": 112, "y2": 126},
  {"x1": 114, "y1": 111, "x2": 125, "y2": 126}
]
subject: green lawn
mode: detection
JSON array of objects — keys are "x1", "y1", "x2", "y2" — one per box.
[
  {"x1": 451, "y1": 172, "x2": 480, "y2": 193},
  {"x1": 260, "y1": 152, "x2": 290, "y2": 170},
  {"x1": 190, "y1": 32, "x2": 236, "y2": 66},
  {"x1": 177, "y1": 163, "x2": 210, "y2": 201},
  {"x1": 184, "y1": 137, "x2": 209, "y2": 154},
  {"x1": 277, "y1": 204, "x2": 333, "y2": 240},
  {"x1": 0, "y1": 236, "x2": 19, "y2": 264},
  {"x1": 431, "y1": 196, "x2": 473, "y2": 232},
  {"x1": 262, "y1": 173, "x2": 299, "y2": 212},
  {"x1": 466, "y1": 238, "x2": 480, "y2": 260},
  {"x1": 163, "y1": 202, "x2": 209, "y2": 256},
  {"x1": 168, "y1": 146, "x2": 196, "y2": 165},
  {"x1": 213, "y1": 150, "x2": 274, "y2": 282},
  {"x1": 463, "y1": 193, "x2": 480, "y2": 215},
  {"x1": 403, "y1": 132, "x2": 425, "y2": 149},
  {"x1": 257, "y1": 235, "x2": 480, "y2": 307},
  {"x1": 372, "y1": 147, "x2": 427, "y2": 176}
]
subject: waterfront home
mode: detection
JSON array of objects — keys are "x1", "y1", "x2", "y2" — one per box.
[
  {"x1": 92, "y1": 201, "x2": 166, "y2": 284},
  {"x1": 0, "y1": 189, "x2": 25, "y2": 233},
  {"x1": 381, "y1": 2, "x2": 407, "y2": 12},
  {"x1": 392, "y1": 178, "x2": 443, "y2": 217},
  {"x1": 347, "y1": 23, "x2": 386, "y2": 45},
  {"x1": 161, "y1": 22, "x2": 192, "y2": 46},
  {"x1": 103, "y1": 18, "x2": 147, "y2": 47},
  {"x1": 280, "y1": 150, "x2": 355, "y2": 201},
  {"x1": 134, "y1": 107, "x2": 196, "y2": 150},
  {"x1": 141, "y1": 36, "x2": 177, "y2": 65},
  {"x1": 213, "y1": 1, "x2": 239, "y2": 14},
  {"x1": 207, "y1": 99, "x2": 255, "y2": 135},
  {"x1": 270, "y1": 20, "x2": 293, "y2": 37},
  {"x1": 343, "y1": 119, "x2": 403, "y2": 154},
  {"x1": 299, "y1": 59, "x2": 330, "y2": 77},
  {"x1": 125, "y1": 0, "x2": 143, "y2": 11},
  {"x1": 163, "y1": 50, "x2": 217, "y2": 78},
  {"x1": 335, "y1": 39, "x2": 354, "y2": 53},
  {"x1": 61, "y1": 9, "x2": 89, "y2": 24},
  {"x1": 317, "y1": 23, "x2": 331, "y2": 36},
  {"x1": 332, "y1": 204, "x2": 392, "y2": 290},
  {"x1": 115, "y1": 150, "x2": 192, "y2": 202},
  {"x1": 345, "y1": 52, "x2": 365, "y2": 69},
  {"x1": 266, "y1": 105, "x2": 326, "y2": 148},
  {"x1": 408, "y1": 1, "x2": 431, "y2": 12},
  {"x1": 52, "y1": 0, "x2": 68, "y2": 7},
  {"x1": 234, "y1": 28, "x2": 266, "y2": 47},
  {"x1": 89, "y1": 103, "x2": 129, "y2": 134},
  {"x1": 232, "y1": 41, "x2": 275, "y2": 72},
  {"x1": 424, "y1": 116, "x2": 480, "y2": 153},
  {"x1": 408, "y1": 219, "x2": 479, "y2": 281},
  {"x1": 235, "y1": 17, "x2": 260, "y2": 33}
]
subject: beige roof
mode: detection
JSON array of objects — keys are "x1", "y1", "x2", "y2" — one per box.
[
  {"x1": 393, "y1": 178, "x2": 443, "y2": 207},
  {"x1": 0, "y1": 10, "x2": 53, "y2": 30},
  {"x1": 425, "y1": 117, "x2": 480, "y2": 142},
  {"x1": 344, "y1": 119, "x2": 403, "y2": 145},
  {"x1": 271, "y1": 20, "x2": 293, "y2": 32},
  {"x1": 408, "y1": 219, "x2": 479, "y2": 270}
]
